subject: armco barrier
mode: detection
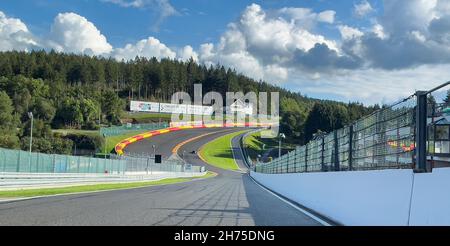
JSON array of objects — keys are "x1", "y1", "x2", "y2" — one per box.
[{"x1": 115, "y1": 122, "x2": 273, "y2": 155}]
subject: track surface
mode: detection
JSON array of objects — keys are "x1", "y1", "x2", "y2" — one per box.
[{"x1": 0, "y1": 128, "x2": 321, "y2": 226}]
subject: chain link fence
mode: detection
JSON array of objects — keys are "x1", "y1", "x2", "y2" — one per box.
[
  {"x1": 427, "y1": 100, "x2": 450, "y2": 168},
  {"x1": 1, "y1": 148, "x2": 204, "y2": 174},
  {"x1": 110, "y1": 154, "x2": 205, "y2": 173},
  {"x1": 0, "y1": 148, "x2": 126, "y2": 174},
  {"x1": 255, "y1": 94, "x2": 418, "y2": 174},
  {"x1": 100, "y1": 122, "x2": 169, "y2": 137}
]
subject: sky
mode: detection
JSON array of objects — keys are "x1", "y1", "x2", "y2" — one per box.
[{"x1": 1, "y1": 0, "x2": 450, "y2": 105}]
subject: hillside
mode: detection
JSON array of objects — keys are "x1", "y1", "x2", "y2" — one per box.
[{"x1": 0, "y1": 50, "x2": 378, "y2": 154}]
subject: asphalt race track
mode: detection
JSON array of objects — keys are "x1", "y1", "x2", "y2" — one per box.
[{"x1": 0, "y1": 127, "x2": 322, "y2": 226}]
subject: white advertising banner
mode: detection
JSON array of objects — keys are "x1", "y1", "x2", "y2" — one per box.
[
  {"x1": 187, "y1": 105, "x2": 205, "y2": 115},
  {"x1": 159, "y1": 103, "x2": 187, "y2": 114},
  {"x1": 130, "y1": 100, "x2": 214, "y2": 115},
  {"x1": 202, "y1": 106, "x2": 214, "y2": 116},
  {"x1": 130, "y1": 101, "x2": 160, "y2": 112}
]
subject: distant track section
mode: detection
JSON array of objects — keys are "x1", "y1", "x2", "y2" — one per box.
[{"x1": 115, "y1": 122, "x2": 272, "y2": 155}]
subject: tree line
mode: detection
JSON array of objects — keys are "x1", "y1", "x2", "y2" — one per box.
[{"x1": 0, "y1": 50, "x2": 378, "y2": 154}]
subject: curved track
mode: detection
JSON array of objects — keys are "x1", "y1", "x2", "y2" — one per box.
[{"x1": 0, "y1": 128, "x2": 321, "y2": 226}]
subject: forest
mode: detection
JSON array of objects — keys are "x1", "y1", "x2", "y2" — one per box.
[{"x1": 0, "y1": 50, "x2": 379, "y2": 154}]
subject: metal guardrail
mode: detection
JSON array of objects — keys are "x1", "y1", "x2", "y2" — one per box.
[{"x1": 0, "y1": 171, "x2": 206, "y2": 189}]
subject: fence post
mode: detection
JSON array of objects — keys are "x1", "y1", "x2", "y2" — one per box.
[
  {"x1": 349, "y1": 125, "x2": 354, "y2": 171},
  {"x1": 415, "y1": 91, "x2": 429, "y2": 173},
  {"x1": 66, "y1": 155, "x2": 69, "y2": 173},
  {"x1": 2, "y1": 149, "x2": 5, "y2": 172},
  {"x1": 305, "y1": 145, "x2": 308, "y2": 172},
  {"x1": 286, "y1": 153, "x2": 289, "y2": 173},
  {"x1": 77, "y1": 156, "x2": 80, "y2": 173},
  {"x1": 52, "y1": 154, "x2": 56, "y2": 173},
  {"x1": 334, "y1": 131, "x2": 340, "y2": 171},
  {"x1": 36, "y1": 152, "x2": 39, "y2": 173},
  {"x1": 29, "y1": 152, "x2": 32, "y2": 173},
  {"x1": 17, "y1": 150, "x2": 21, "y2": 172},
  {"x1": 321, "y1": 137, "x2": 325, "y2": 172},
  {"x1": 294, "y1": 149, "x2": 298, "y2": 173}
]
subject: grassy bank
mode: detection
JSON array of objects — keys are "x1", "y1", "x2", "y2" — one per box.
[
  {"x1": 199, "y1": 130, "x2": 249, "y2": 171},
  {"x1": 243, "y1": 129, "x2": 294, "y2": 162},
  {"x1": 0, "y1": 172, "x2": 216, "y2": 198},
  {"x1": 103, "y1": 130, "x2": 152, "y2": 154},
  {"x1": 121, "y1": 112, "x2": 173, "y2": 123},
  {"x1": 54, "y1": 128, "x2": 157, "y2": 154}
]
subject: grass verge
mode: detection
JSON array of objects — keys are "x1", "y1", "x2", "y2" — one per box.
[
  {"x1": 0, "y1": 172, "x2": 216, "y2": 198},
  {"x1": 103, "y1": 130, "x2": 152, "y2": 154},
  {"x1": 243, "y1": 129, "x2": 294, "y2": 162},
  {"x1": 199, "y1": 130, "x2": 249, "y2": 171},
  {"x1": 121, "y1": 112, "x2": 173, "y2": 123},
  {"x1": 53, "y1": 128, "x2": 151, "y2": 154}
]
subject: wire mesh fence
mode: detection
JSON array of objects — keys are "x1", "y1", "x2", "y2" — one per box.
[
  {"x1": 0, "y1": 148, "x2": 204, "y2": 174},
  {"x1": 100, "y1": 122, "x2": 169, "y2": 137},
  {"x1": 110, "y1": 154, "x2": 205, "y2": 173},
  {"x1": 0, "y1": 148, "x2": 126, "y2": 174},
  {"x1": 426, "y1": 100, "x2": 450, "y2": 168},
  {"x1": 255, "y1": 94, "x2": 418, "y2": 174}
]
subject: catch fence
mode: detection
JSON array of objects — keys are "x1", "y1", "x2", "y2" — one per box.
[
  {"x1": 255, "y1": 93, "x2": 419, "y2": 174},
  {"x1": 0, "y1": 148, "x2": 204, "y2": 174},
  {"x1": 100, "y1": 122, "x2": 169, "y2": 137}
]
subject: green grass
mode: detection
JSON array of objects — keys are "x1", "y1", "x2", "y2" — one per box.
[
  {"x1": 103, "y1": 130, "x2": 151, "y2": 154},
  {"x1": 53, "y1": 129, "x2": 100, "y2": 137},
  {"x1": 121, "y1": 112, "x2": 173, "y2": 123},
  {"x1": 199, "y1": 130, "x2": 249, "y2": 171},
  {"x1": 54, "y1": 128, "x2": 160, "y2": 154},
  {"x1": 0, "y1": 172, "x2": 216, "y2": 198},
  {"x1": 243, "y1": 129, "x2": 293, "y2": 161}
]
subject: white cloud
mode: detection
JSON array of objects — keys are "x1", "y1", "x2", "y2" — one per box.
[
  {"x1": 342, "y1": 0, "x2": 450, "y2": 70},
  {"x1": 101, "y1": 0, "x2": 178, "y2": 31},
  {"x1": 354, "y1": 0, "x2": 374, "y2": 18},
  {"x1": 371, "y1": 23, "x2": 387, "y2": 39},
  {"x1": 290, "y1": 64, "x2": 450, "y2": 104},
  {"x1": 317, "y1": 10, "x2": 336, "y2": 24},
  {"x1": 4, "y1": 1, "x2": 450, "y2": 104},
  {"x1": 338, "y1": 25, "x2": 364, "y2": 40},
  {"x1": 113, "y1": 37, "x2": 176, "y2": 60},
  {"x1": 101, "y1": 0, "x2": 146, "y2": 8},
  {"x1": 264, "y1": 65, "x2": 289, "y2": 83},
  {"x1": 278, "y1": 7, "x2": 336, "y2": 28},
  {"x1": 101, "y1": 0, "x2": 147, "y2": 8},
  {"x1": 178, "y1": 45, "x2": 199, "y2": 61},
  {"x1": 381, "y1": 0, "x2": 437, "y2": 35},
  {"x1": 199, "y1": 3, "x2": 339, "y2": 84},
  {"x1": 49, "y1": 13, "x2": 112, "y2": 55},
  {"x1": 199, "y1": 43, "x2": 215, "y2": 62},
  {"x1": 195, "y1": 2, "x2": 450, "y2": 103},
  {"x1": 0, "y1": 11, "x2": 39, "y2": 51}
]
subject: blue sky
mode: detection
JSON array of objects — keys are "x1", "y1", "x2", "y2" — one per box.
[
  {"x1": 0, "y1": 0, "x2": 368, "y2": 48},
  {"x1": 1, "y1": 0, "x2": 450, "y2": 104}
]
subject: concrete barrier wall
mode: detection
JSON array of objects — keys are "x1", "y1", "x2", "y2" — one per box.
[
  {"x1": 251, "y1": 168, "x2": 450, "y2": 226},
  {"x1": 409, "y1": 167, "x2": 450, "y2": 226}
]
